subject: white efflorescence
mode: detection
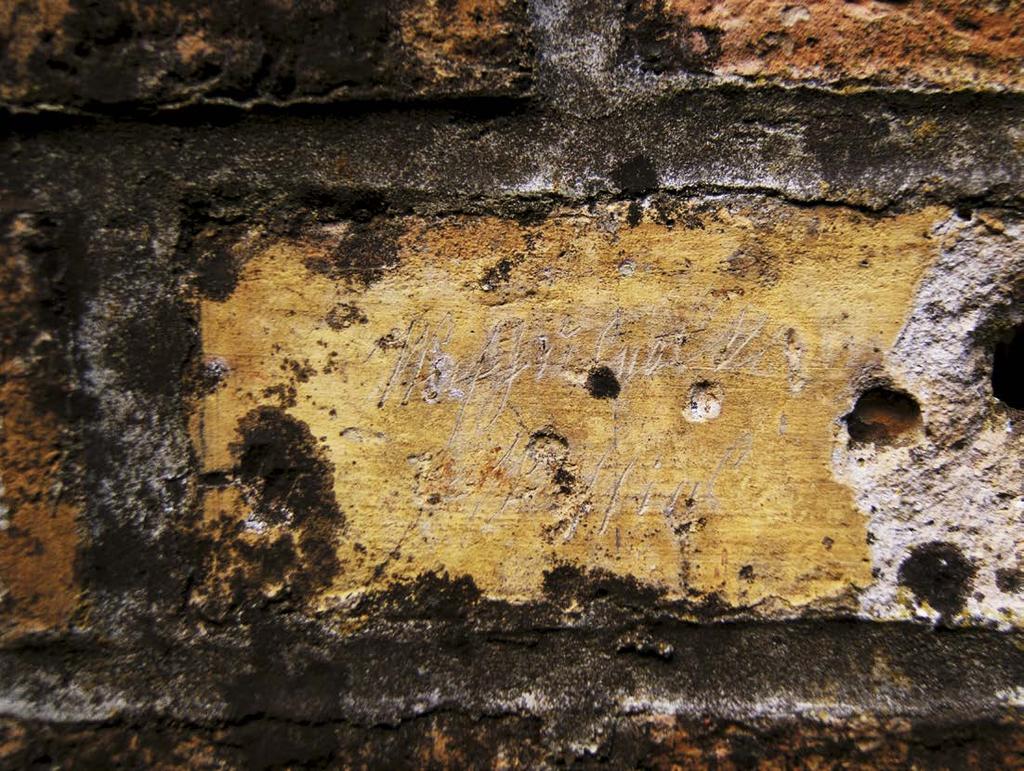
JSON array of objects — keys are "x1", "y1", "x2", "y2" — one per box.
[{"x1": 835, "y1": 213, "x2": 1024, "y2": 628}]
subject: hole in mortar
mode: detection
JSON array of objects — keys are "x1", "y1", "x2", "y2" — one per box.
[
  {"x1": 845, "y1": 387, "x2": 921, "y2": 446},
  {"x1": 992, "y1": 324, "x2": 1024, "y2": 409}
]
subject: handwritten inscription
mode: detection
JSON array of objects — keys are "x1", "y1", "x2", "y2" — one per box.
[
  {"x1": 367, "y1": 307, "x2": 774, "y2": 537},
  {"x1": 197, "y1": 204, "x2": 943, "y2": 607},
  {"x1": 376, "y1": 307, "x2": 775, "y2": 418}
]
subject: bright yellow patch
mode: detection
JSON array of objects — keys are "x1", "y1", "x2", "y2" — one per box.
[{"x1": 196, "y1": 203, "x2": 944, "y2": 609}]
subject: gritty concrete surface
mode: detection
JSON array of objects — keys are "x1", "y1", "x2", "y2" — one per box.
[{"x1": 0, "y1": 1, "x2": 1022, "y2": 767}]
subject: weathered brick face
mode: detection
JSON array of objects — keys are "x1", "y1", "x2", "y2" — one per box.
[
  {"x1": 1, "y1": 1, "x2": 1022, "y2": 767},
  {"x1": 619, "y1": 0, "x2": 1024, "y2": 90}
]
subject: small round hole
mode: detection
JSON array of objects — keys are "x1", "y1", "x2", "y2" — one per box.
[
  {"x1": 586, "y1": 366, "x2": 620, "y2": 399},
  {"x1": 685, "y1": 381, "x2": 722, "y2": 423},
  {"x1": 845, "y1": 387, "x2": 921, "y2": 445},
  {"x1": 992, "y1": 324, "x2": 1024, "y2": 408}
]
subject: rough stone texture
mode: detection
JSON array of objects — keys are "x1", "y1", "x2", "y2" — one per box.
[{"x1": 0, "y1": 0, "x2": 1022, "y2": 767}]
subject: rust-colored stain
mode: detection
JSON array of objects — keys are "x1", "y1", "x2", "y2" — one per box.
[
  {"x1": 637, "y1": 0, "x2": 1024, "y2": 90},
  {"x1": 194, "y1": 203, "x2": 943, "y2": 612},
  {"x1": 0, "y1": 219, "x2": 79, "y2": 638}
]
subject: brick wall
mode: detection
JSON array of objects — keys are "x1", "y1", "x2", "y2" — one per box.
[{"x1": 1, "y1": 1, "x2": 1022, "y2": 766}]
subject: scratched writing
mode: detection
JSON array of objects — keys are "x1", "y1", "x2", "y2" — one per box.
[
  {"x1": 375, "y1": 306, "x2": 778, "y2": 443},
  {"x1": 410, "y1": 426, "x2": 757, "y2": 543},
  {"x1": 361, "y1": 304, "x2": 786, "y2": 541}
]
